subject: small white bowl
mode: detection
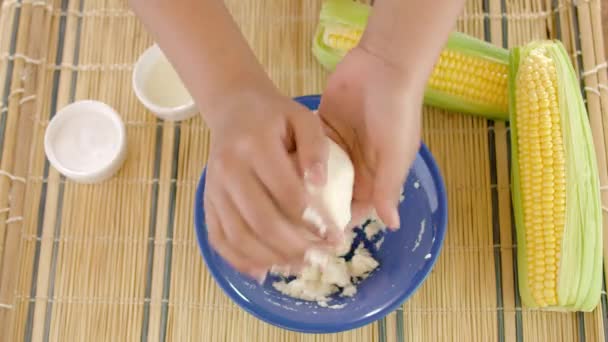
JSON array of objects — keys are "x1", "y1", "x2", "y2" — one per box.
[
  {"x1": 44, "y1": 100, "x2": 127, "y2": 183},
  {"x1": 132, "y1": 44, "x2": 198, "y2": 121}
]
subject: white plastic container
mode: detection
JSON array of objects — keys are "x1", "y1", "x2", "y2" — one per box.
[
  {"x1": 44, "y1": 100, "x2": 127, "y2": 183},
  {"x1": 132, "y1": 44, "x2": 197, "y2": 121}
]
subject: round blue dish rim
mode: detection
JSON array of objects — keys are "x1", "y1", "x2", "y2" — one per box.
[{"x1": 194, "y1": 94, "x2": 448, "y2": 334}]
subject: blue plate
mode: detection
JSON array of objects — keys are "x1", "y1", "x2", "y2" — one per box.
[{"x1": 194, "y1": 95, "x2": 448, "y2": 334}]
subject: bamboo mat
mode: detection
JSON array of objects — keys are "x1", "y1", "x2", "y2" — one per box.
[{"x1": 0, "y1": 0, "x2": 607, "y2": 341}]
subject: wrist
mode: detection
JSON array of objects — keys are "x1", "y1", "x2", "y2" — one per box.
[
  {"x1": 201, "y1": 81, "x2": 278, "y2": 132},
  {"x1": 359, "y1": 35, "x2": 435, "y2": 84},
  {"x1": 349, "y1": 45, "x2": 427, "y2": 96}
]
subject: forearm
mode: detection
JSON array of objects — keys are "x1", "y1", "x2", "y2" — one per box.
[
  {"x1": 360, "y1": 0, "x2": 465, "y2": 81},
  {"x1": 130, "y1": 0, "x2": 275, "y2": 126}
]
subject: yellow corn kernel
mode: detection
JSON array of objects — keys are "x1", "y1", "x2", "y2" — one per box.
[
  {"x1": 511, "y1": 41, "x2": 602, "y2": 312},
  {"x1": 322, "y1": 25, "x2": 362, "y2": 53},
  {"x1": 314, "y1": 0, "x2": 510, "y2": 118},
  {"x1": 514, "y1": 47, "x2": 565, "y2": 307},
  {"x1": 320, "y1": 25, "x2": 509, "y2": 116},
  {"x1": 427, "y1": 49, "x2": 509, "y2": 114}
]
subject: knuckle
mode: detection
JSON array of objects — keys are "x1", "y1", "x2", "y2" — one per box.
[{"x1": 233, "y1": 134, "x2": 258, "y2": 157}]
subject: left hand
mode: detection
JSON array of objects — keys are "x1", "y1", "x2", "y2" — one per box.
[{"x1": 318, "y1": 46, "x2": 426, "y2": 229}]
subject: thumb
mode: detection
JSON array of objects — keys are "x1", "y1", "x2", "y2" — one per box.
[
  {"x1": 290, "y1": 107, "x2": 329, "y2": 186},
  {"x1": 372, "y1": 146, "x2": 417, "y2": 230}
]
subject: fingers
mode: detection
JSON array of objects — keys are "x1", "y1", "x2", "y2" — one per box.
[
  {"x1": 205, "y1": 198, "x2": 265, "y2": 277},
  {"x1": 372, "y1": 144, "x2": 417, "y2": 230},
  {"x1": 250, "y1": 142, "x2": 309, "y2": 225},
  {"x1": 288, "y1": 106, "x2": 329, "y2": 187},
  {"x1": 203, "y1": 100, "x2": 342, "y2": 276},
  {"x1": 347, "y1": 200, "x2": 373, "y2": 229},
  {"x1": 226, "y1": 167, "x2": 324, "y2": 262},
  {"x1": 215, "y1": 185, "x2": 287, "y2": 267}
]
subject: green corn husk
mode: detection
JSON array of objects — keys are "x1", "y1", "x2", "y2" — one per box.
[
  {"x1": 312, "y1": 0, "x2": 510, "y2": 120},
  {"x1": 509, "y1": 40, "x2": 602, "y2": 312}
]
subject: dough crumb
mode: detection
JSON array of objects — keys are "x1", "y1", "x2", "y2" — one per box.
[
  {"x1": 271, "y1": 217, "x2": 381, "y2": 308},
  {"x1": 342, "y1": 284, "x2": 357, "y2": 297},
  {"x1": 365, "y1": 220, "x2": 385, "y2": 239},
  {"x1": 335, "y1": 229, "x2": 355, "y2": 256},
  {"x1": 349, "y1": 246, "x2": 380, "y2": 278},
  {"x1": 365, "y1": 209, "x2": 387, "y2": 239},
  {"x1": 270, "y1": 139, "x2": 381, "y2": 309},
  {"x1": 272, "y1": 278, "x2": 338, "y2": 302},
  {"x1": 317, "y1": 301, "x2": 347, "y2": 309}
]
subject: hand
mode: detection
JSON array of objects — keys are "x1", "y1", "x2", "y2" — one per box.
[
  {"x1": 318, "y1": 46, "x2": 424, "y2": 229},
  {"x1": 204, "y1": 88, "x2": 336, "y2": 278}
]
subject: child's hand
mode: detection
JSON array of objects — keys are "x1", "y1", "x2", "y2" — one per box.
[
  {"x1": 318, "y1": 46, "x2": 424, "y2": 229},
  {"x1": 204, "y1": 89, "x2": 331, "y2": 278}
]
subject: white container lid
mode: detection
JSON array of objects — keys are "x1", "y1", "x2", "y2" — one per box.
[
  {"x1": 132, "y1": 44, "x2": 198, "y2": 121},
  {"x1": 44, "y1": 100, "x2": 127, "y2": 183}
]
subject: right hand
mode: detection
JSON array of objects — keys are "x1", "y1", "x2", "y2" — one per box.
[{"x1": 203, "y1": 89, "x2": 336, "y2": 279}]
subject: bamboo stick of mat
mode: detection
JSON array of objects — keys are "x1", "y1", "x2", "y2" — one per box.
[{"x1": 0, "y1": 0, "x2": 607, "y2": 341}]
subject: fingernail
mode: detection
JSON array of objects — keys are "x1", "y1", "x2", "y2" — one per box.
[
  {"x1": 389, "y1": 209, "x2": 400, "y2": 230},
  {"x1": 250, "y1": 269, "x2": 267, "y2": 284},
  {"x1": 255, "y1": 272, "x2": 267, "y2": 284},
  {"x1": 305, "y1": 162, "x2": 325, "y2": 186},
  {"x1": 302, "y1": 226, "x2": 324, "y2": 242}
]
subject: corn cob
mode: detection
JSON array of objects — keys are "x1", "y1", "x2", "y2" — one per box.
[
  {"x1": 312, "y1": 0, "x2": 370, "y2": 71},
  {"x1": 510, "y1": 41, "x2": 602, "y2": 311},
  {"x1": 313, "y1": 0, "x2": 510, "y2": 120}
]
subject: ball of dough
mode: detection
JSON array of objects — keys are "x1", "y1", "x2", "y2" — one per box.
[{"x1": 303, "y1": 137, "x2": 355, "y2": 233}]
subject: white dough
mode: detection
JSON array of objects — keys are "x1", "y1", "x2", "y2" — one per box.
[
  {"x1": 320, "y1": 258, "x2": 351, "y2": 288},
  {"x1": 302, "y1": 137, "x2": 355, "y2": 233},
  {"x1": 300, "y1": 137, "x2": 355, "y2": 271},
  {"x1": 335, "y1": 229, "x2": 355, "y2": 256},
  {"x1": 273, "y1": 278, "x2": 338, "y2": 302},
  {"x1": 348, "y1": 246, "x2": 380, "y2": 278},
  {"x1": 271, "y1": 137, "x2": 381, "y2": 308},
  {"x1": 365, "y1": 219, "x2": 386, "y2": 239},
  {"x1": 341, "y1": 285, "x2": 357, "y2": 297}
]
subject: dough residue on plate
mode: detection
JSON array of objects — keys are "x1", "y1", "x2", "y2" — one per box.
[
  {"x1": 269, "y1": 138, "x2": 412, "y2": 309},
  {"x1": 271, "y1": 215, "x2": 384, "y2": 308}
]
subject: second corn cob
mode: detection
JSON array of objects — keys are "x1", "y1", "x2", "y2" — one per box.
[
  {"x1": 313, "y1": 0, "x2": 510, "y2": 120},
  {"x1": 510, "y1": 41, "x2": 602, "y2": 311}
]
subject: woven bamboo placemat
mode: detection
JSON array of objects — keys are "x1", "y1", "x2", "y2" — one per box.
[{"x1": 0, "y1": 0, "x2": 607, "y2": 341}]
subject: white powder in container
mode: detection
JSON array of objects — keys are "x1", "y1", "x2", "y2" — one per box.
[
  {"x1": 44, "y1": 100, "x2": 126, "y2": 183},
  {"x1": 51, "y1": 112, "x2": 122, "y2": 173}
]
